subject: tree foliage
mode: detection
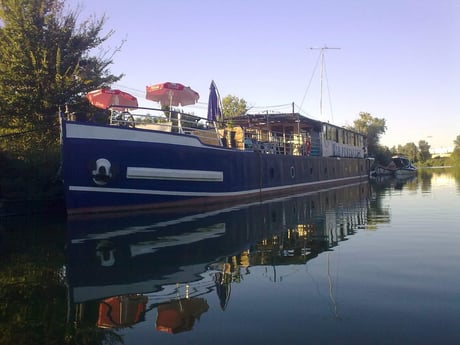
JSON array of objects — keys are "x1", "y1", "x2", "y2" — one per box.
[
  {"x1": 0, "y1": 0, "x2": 121, "y2": 199},
  {"x1": 222, "y1": 95, "x2": 248, "y2": 119},
  {"x1": 450, "y1": 135, "x2": 460, "y2": 165},
  {"x1": 347, "y1": 112, "x2": 387, "y2": 161},
  {"x1": 0, "y1": 0, "x2": 121, "y2": 135},
  {"x1": 346, "y1": 112, "x2": 458, "y2": 167},
  {"x1": 395, "y1": 142, "x2": 418, "y2": 163},
  {"x1": 417, "y1": 140, "x2": 431, "y2": 162},
  {"x1": 350, "y1": 112, "x2": 386, "y2": 145}
]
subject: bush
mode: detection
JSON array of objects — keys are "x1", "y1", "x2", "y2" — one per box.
[{"x1": 0, "y1": 136, "x2": 62, "y2": 200}]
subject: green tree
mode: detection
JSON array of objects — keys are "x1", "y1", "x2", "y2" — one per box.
[
  {"x1": 417, "y1": 140, "x2": 431, "y2": 163},
  {"x1": 397, "y1": 142, "x2": 418, "y2": 163},
  {"x1": 0, "y1": 0, "x2": 121, "y2": 199},
  {"x1": 450, "y1": 135, "x2": 460, "y2": 165},
  {"x1": 0, "y1": 0, "x2": 121, "y2": 130},
  {"x1": 222, "y1": 95, "x2": 248, "y2": 119},
  {"x1": 348, "y1": 112, "x2": 387, "y2": 161}
]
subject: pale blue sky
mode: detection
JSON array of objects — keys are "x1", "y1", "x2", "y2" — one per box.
[{"x1": 74, "y1": 0, "x2": 459, "y2": 151}]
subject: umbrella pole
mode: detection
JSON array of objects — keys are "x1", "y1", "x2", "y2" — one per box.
[
  {"x1": 212, "y1": 121, "x2": 223, "y2": 146},
  {"x1": 168, "y1": 91, "x2": 173, "y2": 122},
  {"x1": 178, "y1": 112, "x2": 183, "y2": 134}
]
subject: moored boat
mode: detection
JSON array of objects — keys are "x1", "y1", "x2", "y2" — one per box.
[
  {"x1": 60, "y1": 84, "x2": 372, "y2": 215},
  {"x1": 392, "y1": 155, "x2": 417, "y2": 176},
  {"x1": 370, "y1": 154, "x2": 417, "y2": 178}
]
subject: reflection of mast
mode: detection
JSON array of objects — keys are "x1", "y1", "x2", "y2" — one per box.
[
  {"x1": 214, "y1": 263, "x2": 232, "y2": 310},
  {"x1": 310, "y1": 46, "x2": 340, "y2": 120},
  {"x1": 327, "y1": 252, "x2": 339, "y2": 319}
]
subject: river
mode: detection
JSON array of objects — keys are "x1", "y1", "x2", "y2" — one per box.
[{"x1": 0, "y1": 167, "x2": 459, "y2": 345}]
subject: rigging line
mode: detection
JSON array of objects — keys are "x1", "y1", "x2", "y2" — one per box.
[
  {"x1": 250, "y1": 103, "x2": 293, "y2": 109},
  {"x1": 112, "y1": 84, "x2": 144, "y2": 94},
  {"x1": 323, "y1": 58, "x2": 335, "y2": 123},
  {"x1": 327, "y1": 252, "x2": 339, "y2": 319},
  {"x1": 304, "y1": 262, "x2": 325, "y2": 301},
  {"x1": 191, "y1": 102, "x2": 208, "y2": 107},
  {"x1": 293, "y1": 103, "x2": 318, "y2": 119},
  {"x1": 299, "y1": 51, "x2": 322, "y2": 111}
]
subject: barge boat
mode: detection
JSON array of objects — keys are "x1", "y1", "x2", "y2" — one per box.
[{"x1": 60, "y1": 88, "x2": 371, "y2": 215}]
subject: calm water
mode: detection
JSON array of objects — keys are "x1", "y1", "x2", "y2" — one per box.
[{"x1": 1, "y1": 168, "x2": 459, "y2": 345}]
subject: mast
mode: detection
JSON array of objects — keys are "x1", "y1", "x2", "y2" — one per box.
[{"x1": 310, "y1": 46, "x2": 340, "y2": 119}]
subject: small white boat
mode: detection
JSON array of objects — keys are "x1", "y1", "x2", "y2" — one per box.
[
  {"x1": 391, "y1": 155, "x2": 417, "y2": 176},
  {"x1": 370, "y1": 155, "x2": 416, "y2": 177}
]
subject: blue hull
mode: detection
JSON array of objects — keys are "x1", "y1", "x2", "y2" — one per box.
[{"x1": 61, "y1": 120, "x2": 370, "y2": 214}]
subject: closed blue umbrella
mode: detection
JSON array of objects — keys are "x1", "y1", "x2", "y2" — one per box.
[{"x1": 207, "y1": 80, "x2": 222, "y2": 122}]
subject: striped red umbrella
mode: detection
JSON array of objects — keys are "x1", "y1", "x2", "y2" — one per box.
[
  {"x1": 86, "y1": 88, "x2": 138, "y2": 110},
  {"x1": 145, "y1": 82, "x2": 199, "y2": 107}
]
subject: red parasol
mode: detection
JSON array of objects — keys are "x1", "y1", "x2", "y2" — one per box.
[
  {"x1": 86, "y1": 88, "x2": 138, "y2": 111},
  {"x1": 145, "y1": 82, "x2": 199, "y2": 108}
]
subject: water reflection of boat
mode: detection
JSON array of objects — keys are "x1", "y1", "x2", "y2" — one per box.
[
  {"x1": 66, "y1": 182, "x2": 370, "y2": 329},
  {"x1": 370, "y1": 174, "x2": 417, "y2": 191}
]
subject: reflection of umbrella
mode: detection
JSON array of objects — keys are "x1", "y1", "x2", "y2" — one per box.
[
  {"x1": 156, "y1": 298, "x2": 209, "y2": 334},
  {"x1": 97, "y1": 295, "x2": 148, "y2": 328},
  {"x1": 207, "y1": 80, "x2": 222, "y2": 122},
  {"x1": 145, "y1": 82, "x2": 199, "y2": 107},
  {"x1": 86, "y1": 88, "x2": 138, "y2": 110}
]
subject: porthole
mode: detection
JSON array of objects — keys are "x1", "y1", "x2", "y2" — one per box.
[{"x1": 290, "y1": 166, "x2": 295, "y2": 178}]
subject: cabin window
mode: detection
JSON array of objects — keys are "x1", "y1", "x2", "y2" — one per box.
[
  {"x1": 325, "y1": 125, "x2": 335, "y2": 141},
  {"x1": 338, "y1": 129, "x2": 343, "y2": 143}
]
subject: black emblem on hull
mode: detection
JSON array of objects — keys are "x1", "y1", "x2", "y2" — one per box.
[{"x1": 92, "y1": 158, "x2": 112, "y2": 185}]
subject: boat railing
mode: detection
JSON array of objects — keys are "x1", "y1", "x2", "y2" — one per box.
[
  {"x1": 110, "y1": 110, "x2": 136, "y2": 127},
  {"x1": 239, "y1": 130, "x2": 310, "y2": 156},
  {"x1": 106, "y1": 107, "x2": 320, "y2": 156},
  {"x1": 109, "y1": 107, "x2": 223, "y2": 146},
  {"x1": 108, "y1": 108, "x2": 314, "y2": 155}
]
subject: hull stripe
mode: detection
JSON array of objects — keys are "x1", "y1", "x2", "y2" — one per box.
[{"x1": 126, "y1": 167, "x2": 223, "y2": 182}]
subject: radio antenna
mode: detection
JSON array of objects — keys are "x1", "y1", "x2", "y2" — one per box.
[{"x1": 310, "y1": 46, "x2": 340, "y2": 119}]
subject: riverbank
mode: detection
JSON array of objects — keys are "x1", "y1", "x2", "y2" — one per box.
[{"x1": 0, "y1": 197, "x2": 65, "y2": 217}]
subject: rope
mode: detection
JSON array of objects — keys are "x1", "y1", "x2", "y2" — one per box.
[
  {"x1": 323, "y1": 59, "x2": 335, "y2": 123},
  {"x1": 299, "y1": 52, "x2": 322, "y2": 111}
]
